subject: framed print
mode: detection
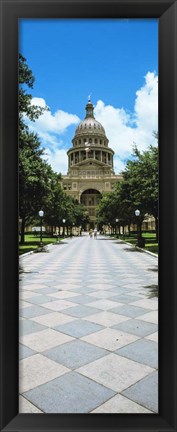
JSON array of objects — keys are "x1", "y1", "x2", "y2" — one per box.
[{"x1": 0, "y1": 0, "x2": 177, "y2": 431}]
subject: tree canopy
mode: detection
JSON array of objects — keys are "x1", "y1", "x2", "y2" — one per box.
[
  {"x1": 19, "y1": 54, "x2": 87, "y2": 243},
  {"x1": 96, "y1": 142, "x2": 158, "y2": 239}
]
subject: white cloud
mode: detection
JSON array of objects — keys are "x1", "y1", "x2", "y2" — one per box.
[
  {"x1": 31, "y1": 97, "x2": 47, "y2": 108},
  {"x1": 42, "y1": 148, "x2": 68, "y2": 174},
  {"x1": 26, "y1": 97, "x2": 80, "y2": 134},
  {"x1": 24, "y1": 72, "x2": 158, "y2": 174},
  {"x1": 94, "y1": 71, "x2": 158, "y2": 165}
]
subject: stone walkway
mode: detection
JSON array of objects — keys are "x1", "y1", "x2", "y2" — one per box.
[{"x1": 19, "y1": 235, "x2": 158, "y2": 414}]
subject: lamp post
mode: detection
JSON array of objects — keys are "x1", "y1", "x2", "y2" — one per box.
[
  {"x1": 135, "y1": 209, "x2": 141, "y2": 246},
  {"x1": 39, "y1": 210, "x2": 44, "y2": 246},
  {"x1": 115, "y1": 218, "x2": 119, "y2": 238},
  {"x1": 62, "y1": 219, "x2": 66, "y2": 237}
]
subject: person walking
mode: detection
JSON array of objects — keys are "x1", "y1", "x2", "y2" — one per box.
[
  {"x1": 89, "y1": 229, "x2": 93, "y2": 238},
  {"x1": 93, "y1": 228, "x2": 97, "y2": 239}
]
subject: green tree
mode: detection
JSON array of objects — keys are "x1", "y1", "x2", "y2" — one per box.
[
  {"x1": 96, "y1": 143, "x2": 158, "y2": 240},
  {"x1": 19, "y1": 131, "x2": 55, "y2": 243},
  {"x1": 123, "y1": 144, "x2": 158, "y2": 239},
  {"x1": 19, "y1": 54, "x2": 47, "y2": 130},
  {"x1": 19, "y1": 54, "x2": 52, "y2": 242}
]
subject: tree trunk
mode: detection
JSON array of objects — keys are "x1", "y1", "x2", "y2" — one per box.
[
  {"x1": 128, "y1": 224, "x2": 131, "y2": 236},
  {"x1": 20, "y1": 218, "x2": 25, "y2": 244},
  {"x1": 155, "y1": 217, "x2": 158, "y2": 242}
]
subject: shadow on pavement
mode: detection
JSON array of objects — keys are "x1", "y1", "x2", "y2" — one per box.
[
  {"x1": 143, "y1": 284, "x2": 158, "y2": 298},
  {"x1": 123, "y1": 247, "x2": 144, "y2": 253},
  {"x1": 148, "y1": 267, "x2": 158, "y2": 272}
]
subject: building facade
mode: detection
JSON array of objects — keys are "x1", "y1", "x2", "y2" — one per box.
[{"x1": 62, "y1": 99, "x2": 122, "y2": 225}]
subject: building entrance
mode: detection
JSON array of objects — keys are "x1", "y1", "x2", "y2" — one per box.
[{"x1": 80, "y1": 189, "x2": 101, "y2": 227}]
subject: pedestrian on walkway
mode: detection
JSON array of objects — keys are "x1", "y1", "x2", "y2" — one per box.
[
  {"x1": 93, "y1": 228, "x2": 97, "y2": 239},
  {"x1": 89, "y1": 229, "x2": 93, "y2": 238}
]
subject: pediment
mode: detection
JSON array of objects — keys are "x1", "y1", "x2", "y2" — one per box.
[{"x1": 77, "y1": 159, "x2": 106, "y2": 169}]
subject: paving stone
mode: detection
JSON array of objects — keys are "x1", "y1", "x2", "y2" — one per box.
[
  {"x1": 19, "y1": 291, "x2": 41, "y2": 300},
  {"x1": 43, "y1": 339, "x2": 109, "y2": 369},
  {"x1": 138, "y1": 311, "x2": 158, "y2": 324},
  {"x1": 91, "y1": 394, "x2": 152, "y2": 413},
  {"x1": 110, "y1": 304, "x2": 151, "y2": 318},
  {"x1": 30, "y1": 312, "x2": 77, "y2": 327},
  {"x1": 89, "y1": 290, "x2": 116, "y2": 299},
  {"x1": 47, "y1": 291, "x2": 80, "y2": 300},
  {"x1": 20, "y1": 283, "x2": 47, "y2": 291},
  {"x1": 19, "y1": 354, "x2": 70, "y2": 393},
  {"x1": 122, "y1": 371, "x2": 158, "y2": 413},
  {"x1": 116, "y1": 339, "x2": 158, "y2": 368},
  {"x1": 88, "y1": 299, "x2": 124, "y2": 311},
  {"x1": 64, "y1": 294, "x2": 97, "y2": 304},
  {"x1": 41, "y1": 299, "x2": 78, "y2": 312},
  {"x1": 19, "y1": 319, "x2": 47, "y2": 336},
  {"x1": 67, "y1": 287, "x2": 97, "y2": 294},
  {"x1": 24, "y1": 372, "x2": 115, "y2": 413},
  {"x1": 112, "y1": 319, "x2": 158, "y2": 337},
  {"x1": 19, "y1": 395, "x2": 43, "y2": 413},
  {"x1": 63, "y1": 304, "x2": 102, "y2": 318},
  {"x1": 19, "y1": 300, "x2": 33, "y2": 309},
  {"x1": 77, "y1": 353, "x2": 154, "y2": 392},
  {"x1": 26, "y1": 294, "x2": 57, "y2": 305},
  {"x1": 131, "y1": 298, "x2": 158, "y2": 310},
  {"x1": 54, "y1": 319, "x2": 104, "y2": 338},
  {"x1": 20, "y1": 328, "x2": 74, "y2": 352},
  {"x1": 32, "y1": 287, "x2": 59, "y2": 295},
  {"x1": 145, "y1": 332, "x2": 158, "y2": 343},
  {"x1": 19, "y1": 305, "x2": 51, "y2": 319},
  {"x1": 19, "y1": 344, "x2": 36, "y2": 360},
  {"x1": 84, "y1": 311, "x2": 129, "y2": 327},
  {"x1": 110, "y1": 294, "x2": 142, "y2": 303},
  {"x1": 81, "y1": 328, "x2": 139, "y2": 351}
]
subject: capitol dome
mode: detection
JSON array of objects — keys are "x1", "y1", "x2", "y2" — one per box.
[
  {"x1": 72, "y1": 99, "x2": 109, "y2": 147},
  {"x1": 67, "y1": 98, "x2": 114, "y2": 170}
]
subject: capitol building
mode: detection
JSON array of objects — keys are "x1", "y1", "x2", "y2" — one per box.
[{"x1": 61, "y1": 98, "x2": 122, "y2": 226}]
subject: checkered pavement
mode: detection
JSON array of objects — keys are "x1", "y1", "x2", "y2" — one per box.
[{"x1": 19, "y1": 235, "x2": 158, "y2": 413}]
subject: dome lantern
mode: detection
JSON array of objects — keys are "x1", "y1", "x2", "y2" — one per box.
[{"x1": 85, "y1": 98, "x2": 94, "y2": 119}]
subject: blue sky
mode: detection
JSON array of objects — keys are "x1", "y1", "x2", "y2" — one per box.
[{"x1": 19, "y1": 19, "x2": 158, "y2": 174}]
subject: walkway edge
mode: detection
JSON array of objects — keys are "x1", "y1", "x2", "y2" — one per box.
[{"x1": 122, "y1": 240, "x2": 158, "y2": 258}]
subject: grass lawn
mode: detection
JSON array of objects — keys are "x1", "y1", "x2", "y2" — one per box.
[
  {"x1": 19, "y1": 234, "x2": 63, "y2": 255},
  {"x1": 119, "y1": 232, "x2": 158, "y2": 255}
]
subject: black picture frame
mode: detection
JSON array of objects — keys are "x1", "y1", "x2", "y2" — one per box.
[{"x1": 0, "y1": 0, "x2": 177, "y2": 431}]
